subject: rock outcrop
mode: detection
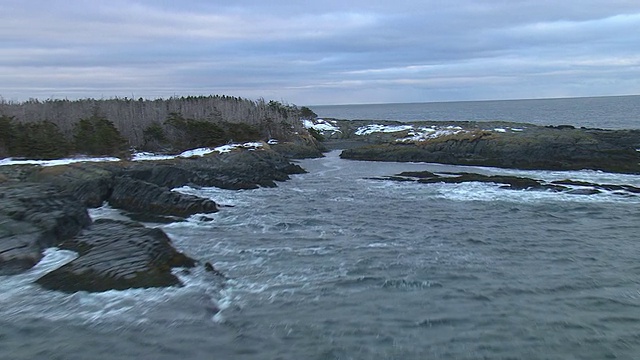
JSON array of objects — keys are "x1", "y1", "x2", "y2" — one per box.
[
  {"x1": 340, "y1": 124, "x2": 640, "y2": 173},
  {"x1": 36, "y1": 219, "x2": 195, "y2": 293},
  {"x1": 371, "y1": 170, "x2": 640, "y2": 196},
  {"x1": 0, "y1": 183, "x2": 91, "y2": 275},
  {"x1": 109, "y1": 176, "x2": 219, "y2": 218},
  {"x1": 1, "y1": 147, "x2": 307, "y2": 292}
]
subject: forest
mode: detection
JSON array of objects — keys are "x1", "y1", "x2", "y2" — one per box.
[{"x1": 0, "y1": 95, "x2": 317, "y2": 159}]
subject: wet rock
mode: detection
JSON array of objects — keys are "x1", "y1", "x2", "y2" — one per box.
[
  {"x1": 204, "y1": 261, "x2": 226, "y2": 278},
  {"x1": 30, "y1": 163, "x2": 117, "y2": 207},
  {"x1": 0, "y1": 216, "x2": 45, "y2": 275},
  {"x1": 566, "y1": 188, "x2": 602, "y2": 195},
  {"x1": 36, "y1": 219, "x2": 196, "y2": 293},
  {"x1": 0, "y1": 183, "x2": 91, "y2": 274},
  {"x1": 551, "y1": 179, "x2": 640, "y2": 194},
  {"x1": 177, "y1": 150, "x2": 307, "y2": 189},
  {"x1": 109, "y1": 176, "x2": 219, "y2": 218},
  {"x1": 1, "y1": 147, "x2": 305, "y2": 281},
  {"x1": 416, "y1": 172, "x2": 566, "y2": 191},
  {"x1": 374, "y1": 170, "x2": 640, "y2": 197}
]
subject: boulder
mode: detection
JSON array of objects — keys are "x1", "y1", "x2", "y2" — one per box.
[
  {"x1": 0, "y1": 183, "x2": 91, "y2": 274},
  {"x1": 109, "y1": 176, "x2": 219, "y2": 218},
  {"x1": 36, "y1": 219, "x2": 196, "y2": 293},
  {"x1": 29, "y1": 163, "x2": 118, "y2": 207}
]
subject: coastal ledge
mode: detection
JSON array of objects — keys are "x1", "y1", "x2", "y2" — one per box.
[
  {"x1": 0, "y1": 147, "x2": 307, "y2": 292},
  {"x1": 312, "y1": 119, "x2": 640, "y2": 174}
]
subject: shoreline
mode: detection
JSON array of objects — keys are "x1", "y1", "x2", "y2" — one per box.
[
  {"x1": 2, "y1": 118, "x2": 640, "y2": 293},
  {"x1": 0, "y1": 146, "x2": 309, "y2": 293}
]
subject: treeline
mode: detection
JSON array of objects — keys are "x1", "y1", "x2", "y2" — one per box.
[{"x1": 0, "y1": 95, "x2": 316, "y2": 159}]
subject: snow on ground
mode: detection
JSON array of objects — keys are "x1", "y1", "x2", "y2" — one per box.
[
  {"x1": 1, "y1": 142, "x2": 267, "y2": 166},
  {"x1": 395, "y1": 125, "x2": 465, "y2": 142},
  {"x1": 145, "y1": 142, "x2": 265, "y2": 159},
  {"x1": 302, "y1": 118, "x2": 341, "y2": 133},
  {"x1": 130, "y1": 152, "x2": 177, "y2": 161},
  {"x1": 353, "y1": 123, "x2": 528, "y2": 143},
  {"x1": 0, "y1": 156, "x2": 121, "y2": 167},
  {"x1": 354, "y1": 124, "x2": 414, "y2": 135}
]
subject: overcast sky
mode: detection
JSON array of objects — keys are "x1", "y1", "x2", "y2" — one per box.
[{"x1": 2, "y1": 0, "x2": 640, "y2": 105}]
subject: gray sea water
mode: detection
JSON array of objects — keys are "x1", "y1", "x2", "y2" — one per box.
[
  {"x1": 2, "y1": 97, "x2": 640, "y2": 359},
  {"x1": 310, "y1": 95, "x2": 640, "y2": 129}
]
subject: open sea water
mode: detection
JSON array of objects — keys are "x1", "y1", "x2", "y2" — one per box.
[
  {"x1": 310, "y1": 95, "x2": 640, "y2": 129},
  {"x1": 2, "y1": 96, "x2": 640, "y2": 359}
]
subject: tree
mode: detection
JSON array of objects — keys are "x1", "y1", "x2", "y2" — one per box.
[
  {"x1": 299, "y1": 106, "x2": 317, "y2": 119},
  {"x1": 73, "y1": 115, "x2": 128, "y2": 156}
]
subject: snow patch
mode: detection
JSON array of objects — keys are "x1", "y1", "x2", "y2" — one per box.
[
  {"x1": 302, "y1": 118, "x2": 341, "y2": 133},
  {"x1": 1, "y1": 143, "x2": 267, "y2": 167},
  {"x1": 131, "y1": 152, "x2": 176, "y2": 161},
  {"x1": 396, "y1": 125, "x2": 465, "y2": 143},
  {"x1": 0, "y1": 156, "x2": 121, "y2": 167},
  {"x1": 355, "y1": 124, "x2": 414, "y2": 135}
]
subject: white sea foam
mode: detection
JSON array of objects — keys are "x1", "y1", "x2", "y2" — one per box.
[
  {"x1": 87, "y1": 203, "x2": 132, "y2": 221},
  {"x1": 433, "y1": 181, "x2": 640, "y2": 204}
]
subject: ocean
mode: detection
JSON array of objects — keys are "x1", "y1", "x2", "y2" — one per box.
[
  {"x1": 2, "y1": 96, "x2": 640, "y2": 359},
  {"x1": 310, "y1": 95, "x2": 640, "y2": 129}
]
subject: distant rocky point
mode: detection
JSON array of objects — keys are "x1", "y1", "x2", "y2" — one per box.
[{"x1": 303, "y1": 118, "x2": 640, "y2": 173}]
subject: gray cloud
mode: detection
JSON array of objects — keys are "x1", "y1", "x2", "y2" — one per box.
[{"x1": 1, "y1": 0, "x2": 640, "y2": 104}]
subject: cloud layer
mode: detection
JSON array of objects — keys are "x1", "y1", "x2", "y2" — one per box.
[{"x1": 2, "y1": 0, "x2": 640, "y2": 104}]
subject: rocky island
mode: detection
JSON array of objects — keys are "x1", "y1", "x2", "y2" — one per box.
[{"x1": 304, "y1": 118, "x2": 640, "y2": 174}]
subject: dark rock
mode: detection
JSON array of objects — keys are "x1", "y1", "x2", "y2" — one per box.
[
  {"x1": 552, "y1": 179, "x2": 640, "y2": 194},
  {"x1": 0, "y1": 183, "x2": 91, "y2": 274},
  {"x1": 566, "y1": 188, "x2": 602, "y2": 195},
  {"x1": 109, "y1": 176, "x2": 219, "y2": 218},
  {"x1": 340, "y1": 124, "x2": 640, "y2": 174},
  {"x1": 36, "y1": 219, "x2": 195, "y2": 293},
  {"x1": 204, "y1": 261, "x2": 226, "y2": 278},
  {"x1": 374, "y1": 170, "x2": 640, "y2": 197},
  {"x1": 0, "y1": 217, "x2": 44, "y2": 275},
  {"x1": 416, "y1": 172, "x2": 566, "y2": 191},
  {"x1": 1, "y1": 147, "x2": 306, "y2": 282},
  {"x1": 396, "y1": 171, "x2": 438, "y2": 179},
  {"x1": 546, "y1": 125, "x2": 576, "y2": 130},
  {"x1": 30, "y1": 163, "x2": 117, "y2": 207},
  {"x1": 270, "y1": 136, "x2": 326, "y2": 158},
  {"x1": 122, "y1": 150, "x2": 306, "y2": 191}
]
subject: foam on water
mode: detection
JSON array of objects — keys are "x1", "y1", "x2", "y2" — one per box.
[
  {"x1": 4, "y1": 146, "x2": 640, "y2": 359},
  {"x1": 0, "y1": 246, "x2": 224, "y2": 327}
]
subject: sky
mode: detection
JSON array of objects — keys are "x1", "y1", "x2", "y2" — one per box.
[{"x1": 1, "y1": 0, "x2": 640, "y2": 105}]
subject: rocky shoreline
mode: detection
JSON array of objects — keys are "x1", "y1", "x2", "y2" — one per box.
[
  {"x1": 307, "y1": 119, "x2": 640, "y2": 174},
  {"x1": 3, "y1": 118, "x2": 640, "y2": 293},
  {"x1": 0, "y1": 147, "x2": 307, "y2": 292}
]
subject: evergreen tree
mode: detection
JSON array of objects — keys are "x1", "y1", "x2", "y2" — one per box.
[{"x1": 73, "y1": 115, "x2": 128, "y2": 156}]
